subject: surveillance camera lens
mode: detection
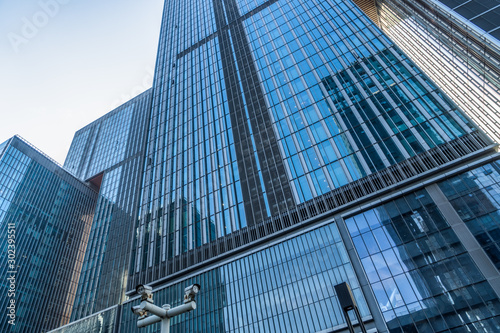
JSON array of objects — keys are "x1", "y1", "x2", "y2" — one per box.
[{"x1": 193, "y1": 285, "x2": 199, "y2": 293}]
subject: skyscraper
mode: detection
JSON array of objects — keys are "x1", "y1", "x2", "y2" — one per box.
[
  {"x1": 0, "y1": 136, "x2": 97, "y2": 333},
  {"x1": 368, "y1": 0, "x2": 500, "y2": 142},
  {"x1": 46, "y1": 0, "x2": 500, "y2": 332},
  {"x1": 122, "y1": 0, "x2": 500, "y2": 331},
  {"x1": 129, "y1": 0, "x2": 488, "y2": 284},
  {"x1": 65, "y1": 89, "x2": 152, "y2": 320}
]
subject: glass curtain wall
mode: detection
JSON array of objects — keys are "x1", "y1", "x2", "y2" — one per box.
[
  {"x1": 131, "y1": 0, "x2": 483, "y2": 287},
  {"x1": 123, "y1": 223, "x2": 370, "y2": 333},
  {"x1": 345, "y1": 189, "x2": 500, "y2": 332},
  {"x1": 0, "y1": 137, "x2": 97, "y2": 332}
]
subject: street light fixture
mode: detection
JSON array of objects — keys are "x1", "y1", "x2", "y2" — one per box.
[
  {"x1": 334, "y1": 282, "x2": 367, "y2": 333},
  {"x1": 131, "y1": 283, "x2": 201, "y2": 333}
]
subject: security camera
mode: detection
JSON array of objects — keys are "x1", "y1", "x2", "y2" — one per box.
[
  {"x1": 136, "y1": 284, "x2": 153, "y2": 303},
  {"x1": 131, "y1": 305, "x2": 147, "y2": 319},
  {"x1": 184, "y1": 284, "x2": 201, "y2": 303}
]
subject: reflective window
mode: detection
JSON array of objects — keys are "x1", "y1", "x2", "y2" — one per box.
[
  {"x1": 439, "y1": 161, "x2": 500, "y2": 271},
  {"x1": 0, "y1": 138, "x2": 97, "y2": 332},
  {"x1": 121, "y1": 223, "x2": 370, "y2": 333},
  {"x1": 377, "y1": 0, "x2": 500, "y2": 144},
  {"x1": 346, "y1": 190, "x2": 500, "y2": 332}
]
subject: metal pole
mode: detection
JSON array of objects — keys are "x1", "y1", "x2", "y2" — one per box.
[
  {"x1": 137, "y1": 315, "x2": 162, "y2": 328},
  {"x1": 166, "y1": 302, "x2": 196, "y2": 317},
  {"x1": 133, "y1": 285, "x2": 199, "y2": 331},
  {"x1": 353, "y1": 306, "x2": 368, "y2": 333},
  {"x1": 161, "y1": 305, "x2": 171, "y2": 333},
  {"x1": 160, "y1": 317, "x2": 170, "y2": 333},
  {"x1": 343, "y1": 310, "x2": 355, "y2": 333}
]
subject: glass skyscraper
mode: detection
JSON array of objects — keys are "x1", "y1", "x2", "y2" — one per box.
[
  {"x1": 370, "y1": 0, "x2": 500, "y2": 142},
  {"x1": 0, "y1": 136, "x2": 97, "y2": 333},
  {"x1": 38, "y1": 0, "x2": 500, "y2": 332},
  {"x1": 120, "y1": 0, "x2": 500, "y2": 332},
  {"x1": 65, "y1": 89, "x2": 152, "y2": 320},
  {"x1": 129, "y1": 0, "x2": 489, "y2": 286}
]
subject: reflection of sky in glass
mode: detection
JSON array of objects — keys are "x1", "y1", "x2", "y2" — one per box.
[
  {"x1": 64, "y1": 129, "x2": 90, "y2": 175},
  {"x1": 217, "y1": 223, "x2": 371, "y2": 331},
  {"x1": 0, "y1": 140, "x2": 9, "y2": 156},
  {"x1": 352, "y1": 204, "x2": 427, "y2": 315},
  {"x1": 346, "y1": 189, "x2": 500, "y2": 331},
  {"x1": 99, "y1": 166, "x2": 123, "y2": 204},
  {"x1": 243, "y1": 0, "x2": 473, "y2": 203},
  {"x1": 122, "y1": 223, "x2": 371, "y2": 332},
  {"x1": 0, "y1": 146, "x2": 31, "y2": 224},
  {"x1": 87, "y1": 105, "x2": 134, "y2": 178},
  {"x1": 439, "y1": 161, "x2": 500, "y2": 271}
]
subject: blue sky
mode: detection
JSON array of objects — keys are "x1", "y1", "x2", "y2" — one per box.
[{"x1": 0, "y1": 0, "x2": 164, "y2": 164}]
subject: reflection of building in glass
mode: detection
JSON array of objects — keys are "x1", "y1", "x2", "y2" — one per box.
[
  {"x1": 25, "y1": 0, "x2": 500, "y2": 332},
  {"x1": 68, "y1": 90, "x2": 152, "y2": 320},
  {"x1": 49, "y1": 305, "x2": 119, "y2": 333},
  {"x1": 358, "y1": 0, "x2": 500, "y2": 142},
  {"x1": 439, "y1": 162, "x2": 500, "y2": 270},
  {"x1": 0, "y1": 136, "x2": 97, "y2": 332},
  {"x1": 346, "y1": 190, "x2": 500, "y2": 331},
  {"x1": 129, "y1": 0, "x2": 491, "y2": 294},
  {"x1": 121, "y1": 223, "x2": 369, "y2": 333}
]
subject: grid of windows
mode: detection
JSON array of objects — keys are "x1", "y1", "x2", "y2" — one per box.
[
  {"x1": 131, "y1": 0, "x2": 486, "y2": 288},
  {"x1": 0, "y1": 137, "x2": 97, "y2": 333},
  {"x1": 71, "y1": 157, "x2": 146, "y2": 321},
  {"x1": 438, "y1": 161, "x2": 500, "y2": 271},
  {"x1": 72, "y1": 167, "x2": 124, "y2": 318},
  {"x1": 235, "y1": 0, "x2": 268, "y2": 15},
  {"x1": 160, "y1": 36, "x2": 247, "y2": 245},
  {"x1": 65, "y1": 90, "x2": 151, "y2": 321},
  {"x1": 245, "y1": 0, "x2": 473, "y2": 203},
  {"x1": 123, "y1": 223, "x2": 370, "y2": 333},
  {"x1": 377, "y1": 0, "x2": 500, "y2": 142},
  {"x1": 437, "y1": 0, "x2": 500, "y2": 39},
  {"x1": 50, "y1": 306, "x2": 119, "y2": 333},
  {"x1": 69, "y1": 90, "x2": 152, "y2": 321},
  {"x1": 345, "y1": 189, "x2": 500, "y2": 332},
  {"x1": 66, "y1": 107, "x2": 133, "y2": 179},
  {"x1": 0, "y1": 138, "x2": 9, "y2": 157},
  {"x1": 64, "y1": 89, "x2": 152, "y2": 180},
  {"x1": 64, "y1": 129, "x2": 90, "y2": 176}
]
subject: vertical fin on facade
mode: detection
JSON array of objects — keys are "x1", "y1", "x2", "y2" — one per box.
[{"x1": 210, "y1": 0, "x2": 296, "y2": 225}]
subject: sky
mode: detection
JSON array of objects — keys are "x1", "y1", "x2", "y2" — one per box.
[{"x1": 0, "y1": 0, "x2": 164, "y2": 164}]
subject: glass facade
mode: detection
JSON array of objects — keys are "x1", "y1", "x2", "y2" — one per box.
[
  {"x1": 0, "y1": 138, "x2": 9, "y2": 157},
  {"x1": 122, "y1": 223, "x2": 370, "y2": 333},
  {"x1": 64, "y1": 89, "x2": 152, "y2": 181},
  {"x1": 36, "y1": 0, "x2": 500, "y2": 332},
  {"x1": 0, "y1": 136, "x2": 97, "y2": 332},
  {"x1": 130, "y1": 0, "x2": 488, "y2": 289},
  {"x1": 249, "y1": 1, "x2": 472, "y2": 196},
  {"x1": 69, "y1": 90, "x2": 153, "y2": 320},
  {"x1": 437, "y1": 0, "x2": 500, "y2": 39},
  {"x1": 439, "y1": 161, "x2": 500, "y2": 271},
  {"x1": 345, "y1": 189, "x2": 500, "y2": 332},
  {"x1": 375, "y1": 0, "x2": 500, "y2": 142},
  {"x1": 50, "y1": 306, "x2": 119, "y2": 333}
]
